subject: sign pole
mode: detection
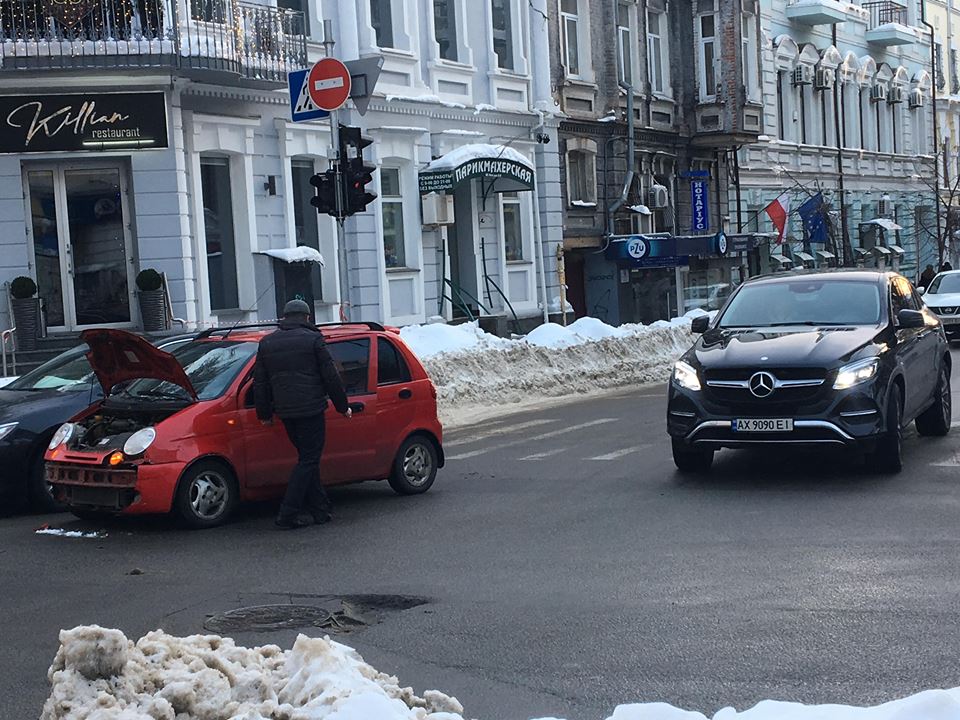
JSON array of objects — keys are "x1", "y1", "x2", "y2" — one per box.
[{"x1": 320, "y1": 20, "x2": 349, "y2": 322}]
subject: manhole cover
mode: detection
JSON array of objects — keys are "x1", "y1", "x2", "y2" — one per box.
[{"x1": 204, "y1": 603, "x2": 372, "y2": 634}]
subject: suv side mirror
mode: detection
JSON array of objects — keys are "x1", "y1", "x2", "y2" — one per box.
[
  {"x1": 896, "y1": 309, "x2": 925, "y2": 329},
  {"x1": 690, "y1": 316, "x2": 710, "y2": 334}
]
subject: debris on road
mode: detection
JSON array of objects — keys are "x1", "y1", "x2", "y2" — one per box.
[
  {"x1": 35, "y1": 527, "x2": 108, "y2": 539},
  {"x1": 40, "y1": 626, "x2": 960, "y2": 720}
]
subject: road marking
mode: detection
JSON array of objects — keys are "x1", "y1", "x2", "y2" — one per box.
[
  {"x1": 446, "y1": 418, "x2": 617, "y2": 461},
  {"x1": 589, "y1": 446, "x2": 648, "y2": 461},
  {"x1": 445, "y1": 419, "x2": 556, "y2": 448},
  {"x1": 518, "y1": 448, "x2": 568, "y2": 460}
]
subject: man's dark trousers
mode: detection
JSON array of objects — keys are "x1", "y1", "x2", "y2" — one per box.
[{"x1": 279, "y1": 413, "x2": 329, "y2": 520}]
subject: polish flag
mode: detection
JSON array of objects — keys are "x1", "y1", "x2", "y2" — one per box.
[{"x1": 764, "y1": 193, "x2": 791, "y2": 244}]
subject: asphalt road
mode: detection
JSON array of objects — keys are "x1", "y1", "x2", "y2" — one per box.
[{"x1": 5, "y1": 355, "x2": 960, "y2": 720}]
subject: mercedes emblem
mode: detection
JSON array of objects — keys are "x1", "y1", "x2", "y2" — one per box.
[{"x1": 748, "y1": 371, "x2": 776, "y2": 398}]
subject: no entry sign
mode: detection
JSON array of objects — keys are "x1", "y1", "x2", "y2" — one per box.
[{"x1": 307, "y1": 58, "x2": 351, "y2": 112}]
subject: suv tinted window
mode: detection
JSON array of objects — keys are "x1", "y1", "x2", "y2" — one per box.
[
  {"x1": 378, "y1": 337, "x2": 411, "y2": 385},
  {"x1": 328, "y1": 338, "x2": 370, "y2": 395}
]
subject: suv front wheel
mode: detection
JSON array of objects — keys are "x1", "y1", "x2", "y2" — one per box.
[
  {"x1": 866, "y1": 385, "x2": 903, "y2": 474},
  {"x1": 671, "y1": 439, "x2": 714, "y2": 473},
  {"x1": 916, "y1": 363, "x2": 951, "y2": 437}
]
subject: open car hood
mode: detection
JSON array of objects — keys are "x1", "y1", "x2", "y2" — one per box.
[{"x1": 80, "y1": 329, "x2": 198, "y2": 400}]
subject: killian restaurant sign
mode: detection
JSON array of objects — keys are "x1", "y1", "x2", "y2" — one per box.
[{"x1": 0, "y1": 92, "x2": 168, "y2": 154}]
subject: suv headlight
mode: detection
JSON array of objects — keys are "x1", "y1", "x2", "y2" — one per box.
[
  {"x1": 0, "y1": 422, "x2": 17, "y2": 442},
  {"x1": 673, "y1": 360, "x2": 702, "y2": 391},
  {"x1": 48, "y1": 423, "x2": 75, "y2": 450},
  {"x1": 833, "y1": 358, "x2": 880, "y2": 390},
  {"x1": 123, "y1": 427, "x2": 157, "y2": 457}
]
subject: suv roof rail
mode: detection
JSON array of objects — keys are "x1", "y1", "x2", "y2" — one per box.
[{"x1": 317, "y1": 321, "x2": 386, "y2": 332}]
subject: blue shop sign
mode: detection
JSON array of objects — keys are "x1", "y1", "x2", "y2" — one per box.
[
  {"x1": 606, "y1": 233, "x2": 728, "y2": 268},
  {"x1": 691, "y1": 180, "x2": 710, "y2": 233}
]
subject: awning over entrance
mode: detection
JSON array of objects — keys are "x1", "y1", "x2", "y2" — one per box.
[
  {"x1": 419, "y1": 144, "x2": 535, "y2": 194},
  {"x1": 863, "y1": 218, "x2": 903, "y2": 231}
]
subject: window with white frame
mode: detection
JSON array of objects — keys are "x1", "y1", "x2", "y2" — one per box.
[
  {"x1": 491, "y1": 0, "x2": 514, "y2": 70},
  {"x1": 698, "y1": 13, "x2": 716, "y2": 100},
  {"x1": 617, "y1": 1, "x2": 633, "y2": 86},
  {"x1": 434, "y1": 0, "x2": 459, "y2": 62},
  {"x1": 370, "y1": 0, "x2": 394, "y2": 49},
  {"x1": 380, "y1": 168, "x2": 406, "y2": 269},
  {"x1": 560, "y1": 0, "x2": 581, "y2": 78},
  {"x1": 567, "y1": 148, "x2": 597, "y2": 206},
  {"x1": 501, "y1": 191, "x2": 524, "y2": 262},
  {"x1": 648, "y1": 9, "x2": 669, "y2": 95},
  {"x1": 290, "y1": 158, "x2": 324, "y2": 299},
  {"x1": 741, "y1": 12, "x2": 759, "y2": 101},
  {"x1": 200, "y1": 156, "x2": 239, "y2": 311}
]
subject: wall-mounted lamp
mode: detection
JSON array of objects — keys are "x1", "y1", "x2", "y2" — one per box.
[{"x1": 264, "y1": 175, "x2": 277, "y2": 196}]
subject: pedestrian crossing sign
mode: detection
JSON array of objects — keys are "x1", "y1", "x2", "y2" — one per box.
[{"x1": 288, "y1": 69, "x2": 331, "y2": 123}]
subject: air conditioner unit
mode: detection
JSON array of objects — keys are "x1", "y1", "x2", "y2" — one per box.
[
  {"x1": 421, "y1": 192, "x2": 455, "y2": 226},
  {"x1": 813, "y1": 67, "x2": 835, "y2": 91},
  {"x1": 888, "y1": 85, "x2": 904, "y2": 104},
  {"x1": 908, "y1": 87, "x2": 924, "y2": 108},
  {"x1": 870, "y1": 83, "x2": 888, "y2": 102},
  {"x1": 792, "y1": 65, "x2": 813, "y2": 86},
  {"x1": 648, "y1": 184, "x2": 670, "y2": 209}
]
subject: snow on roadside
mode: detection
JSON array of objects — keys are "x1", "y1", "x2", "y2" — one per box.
[
  {"x1": 0, "y1": 376, "x2": 16, "y2": 388},
  {"x1": 399, "y1": 314, "x2": 705, "y2": 426},
  {"x1": 41, "y1": 627, "x2": 960, "y2": 720}
]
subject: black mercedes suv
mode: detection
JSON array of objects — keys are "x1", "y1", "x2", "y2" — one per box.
[{"x1": 667, "y1": 270, "x2": 951, "y2": 473}]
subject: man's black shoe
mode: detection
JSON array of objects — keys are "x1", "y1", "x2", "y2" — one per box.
[
  {"x1": 312, "y1": 510, "x2": 332, "y2": 525},
  {"x1": 275, "y1": 513, "x2": 314, "y2": 530}
]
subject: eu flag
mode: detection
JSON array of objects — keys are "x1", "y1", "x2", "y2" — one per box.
[{"x1": 797, "y1": 193, "x2": 829, "y2": 246}]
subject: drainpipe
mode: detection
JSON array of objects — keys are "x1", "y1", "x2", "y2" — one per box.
[
  {"x1": 607, "y1": 82, "x2": 635, "y2": 237},
  {"x1": 921, "y1": 4, "x2": 943, "y2": 264},
  {"x1": 832, "y1": 25, "x2": 852, "y2": 266},
  {"x1": 533, "y1": 175, "x2": 550, "y2": 325}
]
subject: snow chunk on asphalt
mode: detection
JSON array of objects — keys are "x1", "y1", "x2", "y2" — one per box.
[{"x1": 43, "y1": 627, "x2": 464, "y2": 720}]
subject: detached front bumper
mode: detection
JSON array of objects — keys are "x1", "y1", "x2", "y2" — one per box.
[
  {"x1": 667, "y1": 379, "x2": 886, "y2": 451},
  {"x1": 47, "y1": 461, "x2": 184, "y2": 514}
]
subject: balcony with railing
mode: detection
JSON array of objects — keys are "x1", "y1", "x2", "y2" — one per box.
[
  {"x1": 785, "y1": 0, "x2": 869, "y2": 26},
  {"x1": 0, "y1": 0, "x2": 307, "y2": 85},
  {"x1": 862, "y1": 1, "x2": 924, "y2": 46}
]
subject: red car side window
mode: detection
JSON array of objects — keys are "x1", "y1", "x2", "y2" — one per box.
[
  {"x1": 377, "y1": 337, "x2": 411, "y2": 385},
  {"x1": 327, "y1": 338, "x2": 371, "y2": 396}
]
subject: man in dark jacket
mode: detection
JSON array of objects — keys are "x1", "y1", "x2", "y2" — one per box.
[
  {"x1": 254, "y1": 300, "x2": 351, "y2": 529},
  {"x1": 919, "y1": 264, "x2": 936, "y2": 290}
]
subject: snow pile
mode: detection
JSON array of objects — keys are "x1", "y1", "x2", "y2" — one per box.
[
  {"x1": 41, "y1": 627, "x2": 960, "y2": 720},
  {"x1": 0, "y1": 376, "x2": 15, "y2": 387},
  {"x1": 399, "y1": 321, "x2": 511, "y2": 358},
  {"x1": 42, "y1": 626, "x2": 465, "y2": 720}
]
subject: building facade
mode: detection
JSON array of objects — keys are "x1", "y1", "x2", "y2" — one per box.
[{"x1": 0, "y1": 0, "x2": 564, "y2": 336}]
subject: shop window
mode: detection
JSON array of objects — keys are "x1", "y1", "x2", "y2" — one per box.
[
  {"x1": 291, "y1": 158, "x2": 323, "y2": 300},
  {"x1": 502, "y1": 191, "x2": 523, "y2": 262},
  {"x1": 698, "y1": 13, "x2": 716, "y2": 100},
  {"x1": 381, "y1": 168, "x2": 406, "y2": 269},
  {"x1": 616, "y1": 2, "x2": 633, "y2": 86},
  {"x1": 566, "y1": 149, "x2": 597, "y2": 206},
  {"x1": 491, "y1": 0, "x2": 514, "y2": 70},
  {"x1": 647, "y1": 9, "x2": 669, "y2": 95},
  {"x1": 328, "y1": 338, "x2": 370, "y2": 395},
  {"x1": 434, "y1": 0, "x2": 459, "y2": 61},
  {"x1": 560, "y1": 0, "x2": 581, "y2": 78},
  {"x1": 370, "y1": 0, "x2": 395, "y2": 49},
  {"x1": 192, "y1": 0, "x2": 226, "y2": 22},
  {"x1": 377, "y1": 337, "x2": 411, "y2": 385},
  {"x1": 200, "y1": 156, "x2": 239, "y2": 312}
]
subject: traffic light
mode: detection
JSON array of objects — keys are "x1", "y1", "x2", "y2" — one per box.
[
  {"x1": 309, "y1": 169, "x2": 339, "y2": 217},
  {"x1": 339, "y1": 124, "x2": 377, "y2": 216}
]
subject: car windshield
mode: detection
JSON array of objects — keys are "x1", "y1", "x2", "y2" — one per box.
[
  {"x1": 116, "y1": 340, "x2": 257, "y2": 402},
  {"x1": 717, "y1": 279, "x2": 883, "y2": 328},
  {"x1": 5, "y1": 346, "x2": 97, "y2": 392},
  {"x1": 927, "y1": 273, "x2": 960, "y2": 295}
]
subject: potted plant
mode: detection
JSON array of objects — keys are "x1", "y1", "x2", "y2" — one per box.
[
  {"x1": 136, "y1": 269, "x2": 167, "y2": 332},
  {"x1": 9, "y1": 276, "x2": 39, "y2": 351}
]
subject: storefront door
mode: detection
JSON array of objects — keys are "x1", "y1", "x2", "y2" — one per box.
[{"x1": 24, "y1": 164, "x2": 135, "y2": 331}]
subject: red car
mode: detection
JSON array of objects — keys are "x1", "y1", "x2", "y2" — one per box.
[{"x1": 45, "y1": 323, "x2": 444, "y2": 528}]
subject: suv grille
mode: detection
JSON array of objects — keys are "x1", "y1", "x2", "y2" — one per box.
[{"x1": 703, "y1": 367, "x2": 828, "y2": 407}]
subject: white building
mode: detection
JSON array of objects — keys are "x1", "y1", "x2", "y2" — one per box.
[{"x1": 0, "y1": 0, "x2": 563, "y2": 337}]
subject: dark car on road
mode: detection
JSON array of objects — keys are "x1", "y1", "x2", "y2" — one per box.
[
  {"x1": 667, "y1": 270, "x2": 951, "y2": 473},
  {"x1": 0, "y1": 335, "x2": 193, "y2": 513}
]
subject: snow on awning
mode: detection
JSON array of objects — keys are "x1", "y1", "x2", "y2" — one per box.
[
  {"x1": 872, "y1": 245, "x2": 892, "y2": 255},
  {"x1": 864, "y1": 218, "x2": 903, "y2": 231},
  {"x1": 794, "y1": 252, "x2": 815, "y2": 262},
  {"x1": 258, "y1": 247, "x2": 325, "y2": 266},
  {"x1": 888, "y1": 244, "x2": 906, "y2": 255},
  {"x1": 817, "y1": 250, "x2": 836, "y2": 260},
  {"x1": 629, "y1": 204, "x2": 653, "y2": 215},
  {"x1": 419, "y1": 143, "x2": 534, "y2": 194}
]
